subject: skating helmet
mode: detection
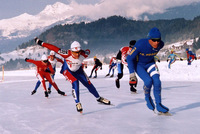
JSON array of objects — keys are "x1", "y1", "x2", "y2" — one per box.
[
  {"x1": 50, "y1": 51, "x2": 55, "y2": 55},
  {"x1": 94, "y1": 56, "x2": 97, "y2": 59},
  {"x1": 71, "y1": 41, "x2": 81, "y2": 52},
  {"x1": 171, "y1": 49, "x2": 174, "y2": 53},
  {"x1": 186, "y1": 48, "x2": 189, "y2": 51},
  {"x1": 129, "y1": 40, "x2": 136, "y2": 48},
  {"x1": 41, "y1": 54, "x2": 47, "y2": 61}
]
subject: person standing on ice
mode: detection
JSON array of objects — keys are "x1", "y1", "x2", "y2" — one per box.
[
  {"x1": 25, "y1": 55, "x2": 66, "y2": 98},
  {"x1": 167, "y1": 49, "x2": 183, "y2": 69},
  {"x1": 34, "y1": 38, "x2": 111, "y2": 113},
  {"x1": 31, "y1": 51, "x2": 64, "y2": 95},
  {"x1": 186, "y1": 48, "x2": 197, "y2": 65},
  {"x1": 105, "y1": 56, "x2": 117, "y2": 77},
  {"x1": 115, "y1": 40, "x2": 138, "y2": 93},
  {"x1": 88, "y1": 56, "x2": 102, "y2": 78},
  {"x1": 127, "y1": 27, "x2": 169, "y2": 113}
]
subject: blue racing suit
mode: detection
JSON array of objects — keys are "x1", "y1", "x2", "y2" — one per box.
[{"x1": 127, "y1": 38, "x2": 169, "y2": 112}]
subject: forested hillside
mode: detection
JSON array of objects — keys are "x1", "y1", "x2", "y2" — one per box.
[{"x1": 18, "y1": 15, "x2": 200, "y2": 56}]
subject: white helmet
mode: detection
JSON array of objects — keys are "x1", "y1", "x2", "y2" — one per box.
[
  {"x1": 71, "y1": 41, "x2": 81, "y2": 52},
  {"x1": 41, "y1": 54, "x2": 47, "y2": 60},
  {"x1": 50, "y1": 51, "x2": 55, "y2": 55}
]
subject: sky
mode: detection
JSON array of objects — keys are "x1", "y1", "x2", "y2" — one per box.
[
  {"x1": 1, "y1": 60, "x2": 200, "y2": 133},
  {"x1": 1, "y1": 0, "x2": 200, "y2": 20}
]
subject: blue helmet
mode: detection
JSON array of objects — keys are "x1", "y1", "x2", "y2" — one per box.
[{"x1": 186, "y1": 48, "x2": 189, "y2": 51}]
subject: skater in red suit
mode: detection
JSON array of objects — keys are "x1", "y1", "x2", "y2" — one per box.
[{"x1": 25, "y1": 55, "x2": 66, "y2": 98}]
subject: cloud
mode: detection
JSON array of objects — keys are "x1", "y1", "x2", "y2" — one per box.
[{"x1": 69, "y1": 0, "x2": 200, "y2": 20}]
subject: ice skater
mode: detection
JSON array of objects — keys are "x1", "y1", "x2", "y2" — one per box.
[
  {"x1": 105, "y1": 56, "x2": 117, "y2": 77},
  {"x1": 115, "y1": 40, "x2": 138, "y2": 93},
  {"x1": 25, "y1": 55, "x2": 66, "y2": 98},
  {"x1": 89, "y1": 56, "x2": 102, "y2": 78},
  {"x1": 186, "y1": 48, "x2": 197, "y2": 65},
  {"x1": 31, "y1": 51, "x2": 64, "y2": 95},
  {"x1": 167, "y1": 49, "x2": 183, "y2": 69},
  {"x1": 127, "y1": 27, "x2": 169, "y2": 114}
]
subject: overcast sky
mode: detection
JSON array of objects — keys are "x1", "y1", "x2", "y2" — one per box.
[{"x1": 1, "y1": 0, "x2": 200, "y2": 20}]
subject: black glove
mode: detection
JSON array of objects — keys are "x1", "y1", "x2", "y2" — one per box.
[
  {"x1": 25, "y1": 58, "x2": 29, "y2": 62},
  {"x1": 157, "y1": 59, "x2": 160, "y2": 62},
  {"x1": 100, "y1": 67, "x2": 102, "y2": 70},
  {"x1": 167, "y1": 59, "x2": 169, "y2": 62},
  {"x1": 195, "y1": 57, "x2": 197, "y2": 60},
  {"x1": 34, "y1": 37, "x2": 43, "y2": 46},
  {"x1": 180, "y1": 58, "x2": 183, "y2": 61}
]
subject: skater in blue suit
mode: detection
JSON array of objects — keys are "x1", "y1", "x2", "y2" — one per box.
[
  {"x1": 127, "y1": 27, "x2": 169, "y2": 113},
  {"x1": 167, "y1": 49, "x2": 183, "y2": 69}
]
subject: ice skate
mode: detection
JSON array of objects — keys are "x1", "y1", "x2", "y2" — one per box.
[
  {"x1": 130, "y1": 86, "x2": 137, "y2": 93},
  {"x1": 93, "y1": 75, "x2": 97, "y2": 78},
  {"x1": 47, "y1": 88, "x2": 51, "y2": 94},
  {"x1": 105, "y1": 74, "x2": 109, "y2": 77},
  {"x1": 44, "y1": 91, "x2": 48, "y2": 98},
  {"x1": 76, "y1": 103, "x2": 83, "y2": 113},
  {"x1": 110, "y1": 74, "x2": 114, "y2": 77},
  {"x1": 57, "y1": 89, "x2": 66, "y2": 96},
  {"x1": 31, "y1": 90, "x2": 36, "y2": 95},
  {"x1": 88, "y1": 75, "x2": 92, "y2": 78},
  {"x1": 156, "y1": 103, "x2": 169, "y2": 113},
  {"x1": 97, "y1": 97, "x2": 111, "y2": 105}
]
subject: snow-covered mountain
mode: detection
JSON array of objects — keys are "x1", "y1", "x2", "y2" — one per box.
[{"x1": 0, "y1": 2, "x2": 92, "y2": 52}]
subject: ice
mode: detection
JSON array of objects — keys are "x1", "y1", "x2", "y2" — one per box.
[{"x1": 0, "y1": 60, "x2": 200, "y2": 134}]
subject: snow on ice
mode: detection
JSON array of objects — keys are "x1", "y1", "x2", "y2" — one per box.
[{"x1": 0, "y1": 60, "x2": 200, "y2": 134}]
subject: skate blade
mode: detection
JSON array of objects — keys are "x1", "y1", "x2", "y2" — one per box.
[{"x1": 158, "y1": 112, "x2": 172, "y2": 116}]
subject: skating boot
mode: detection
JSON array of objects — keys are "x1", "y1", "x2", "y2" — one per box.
[
  {"x1": 44, "y1": 91, "x2": 48, "y2": 98},
  {"x1": 97, "y1": 97, "x2": 111, "y2": 105},
  {"x1": 57, "y1": 89, "x2": 66, "y2": 96},
  {"x1": 156, "y1": 103, "x2": 169, "y2": 113},
  {"x1": 31, "y1": 90, "x2": 36, "y2": 95},
  {"x1": 76, "y1": 103, "x2": 83, "y2": 113},
  {"x1": 130, "y1": 86, "x2": 137, "y2": 93},
  {"x1": 110, "y1": 74, "x2": 114, "y2": 77},
  {"x1": 88, "y1": 75, "x2": 92, "y2": 78},
  {"x1": 145, "y1": 96, "x2": 155, "y2": 111},
  {"x1": 93, "y1": 75, "x2": 97, "y2": 78},
  {"x1": 105, "y1": 74, "x2": 109, "y2": 77},
  {"x1": 47, "y1": 88, "x2": 51, "y2": 94}
]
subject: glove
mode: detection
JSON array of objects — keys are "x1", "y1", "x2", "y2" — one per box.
[
  {"x1": 195, "y1": 57, "x2": 197, "y2": 60},
  {"x1": 85, "y1": 49, "x2": 90, "y2": 55},
  {"x1": 129, "y1": 73, "x2": 137, "y2": 87},
  {"x1": 167, "y1": 59, "x2": 169, "y2": 62},
  {"x1": 180, "y1": 58, "x2": 183, "y2": 61},
  {"x1": 157, "y1": 59, "x2": 160, "y2": 62},
  {"x1": 100, "y1": 66, "x2": 102, "y2": 70},
  {"x1": 34, "y1": 37, "x2": 43, "y2": 46},
  {"x1": 25, "y1": 58, "x2": 29, "y2": 62}
]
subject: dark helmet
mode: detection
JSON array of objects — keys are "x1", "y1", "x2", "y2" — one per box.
[{"x1": 129, "y1": 40, "x2": 136, "y2": 48}]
